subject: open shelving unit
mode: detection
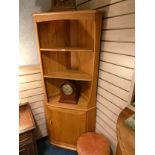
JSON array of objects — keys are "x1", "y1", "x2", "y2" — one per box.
[{"x1": 33, "y1": 10, "x2": 102, "y2": 150}]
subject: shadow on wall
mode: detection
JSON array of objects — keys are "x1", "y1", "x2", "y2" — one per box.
[{"x1": 35, "y1": 0, "x2": 51, "y2": 12}]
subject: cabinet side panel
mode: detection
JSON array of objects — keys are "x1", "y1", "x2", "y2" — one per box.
[
  {"x1": 89, "y1": 13, "x2": 102, "y2": 107},
  {"x1": 33, "y1": 22, "x2": 48, "y2": 103},
  {"x1": 87, "y1": 107, "x2": 96, "y2": 131}
]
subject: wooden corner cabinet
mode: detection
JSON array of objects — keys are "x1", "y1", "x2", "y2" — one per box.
[{"x1": 33, "y1": 10, "x2": 102, "y2": 150}]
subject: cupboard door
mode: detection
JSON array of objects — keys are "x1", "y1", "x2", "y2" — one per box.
[{"x1": 46, "y1": 106, "x2": 86, "y2": 146}]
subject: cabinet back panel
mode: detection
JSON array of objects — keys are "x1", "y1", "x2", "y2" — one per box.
[
  {"x1": 45, "y1": 78, "x2": 64, "y2": 99},
  {"x1": 78, "y1": 81, "x2": 91, "y2": 101},
  {"x1": 42, "y1": 52, "x2": 71, "y2": 73},
  {"x1": 38, "y1": 20, "x2": 70, "y2": 48},
  {"x1": 70, "y1": 20, "x2": 94, "y2": 48},
  {"x1": 42, "y1": 51, "x2": 94, "y2": 75},
  {"x1": 38, "y1": 20, "x2": 94, "y2": 49},
  {"x1": 71, "y1": 52, "x2": 94, "y2": 75},
  {"x1": 45, "y1": 78, "x2": 91, "y2": 103}
]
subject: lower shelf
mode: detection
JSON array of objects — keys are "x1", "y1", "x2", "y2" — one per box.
[{"x1": 46, "y1": 95, "x2": 90, "y2": 111}]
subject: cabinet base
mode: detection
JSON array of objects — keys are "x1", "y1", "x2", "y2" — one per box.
[{"x1": 49, "y1": 140, "x2": 77, "y2": 151}]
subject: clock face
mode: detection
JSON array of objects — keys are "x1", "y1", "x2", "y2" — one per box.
[{"x1": 62, "y1": 84, "x2": 73, "y2": 95}]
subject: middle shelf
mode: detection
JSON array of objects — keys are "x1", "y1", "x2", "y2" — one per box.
[
  {"x1": 40, "y1": 47, "x2": 93, "y2": 52},
  {"x1": 43, "y1": 70, "x2": 92, "y2": 81},
  {"x1": 41, "y1": 50, "x2": 94, "y2": 81},
  {"x1": 44, "y1": 78, "x2": 92, "y2": 108}
]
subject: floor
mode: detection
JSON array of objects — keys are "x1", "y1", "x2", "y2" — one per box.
[{"x1": 37, "y1": 138, "x2": 78, "y2": 155}]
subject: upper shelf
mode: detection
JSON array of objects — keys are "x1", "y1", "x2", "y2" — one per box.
[
  {"x1": 40, "y1": 47, "x2": 93, "y2": 52},
  {"x1": 43, "y1": 70, "x2": 92, "y2": 81}
]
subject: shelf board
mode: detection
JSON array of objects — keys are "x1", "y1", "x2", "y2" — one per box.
[
  {"x1": 40, "y1": 47, "x2": 93, "y2": 52},
  {"x1": 46, "y1": 95, "x2": 89, "y2": 111},
  {"x1": 43, "y1": 70, "x2": 92, "y2": 81}
]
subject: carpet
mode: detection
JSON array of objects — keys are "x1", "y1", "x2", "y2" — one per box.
[{"x1": 37, "y1": 138, "x2": 78, "y2": 155}]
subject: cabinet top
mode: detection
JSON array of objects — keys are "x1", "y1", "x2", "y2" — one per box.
[
  {"x1": 33, "y1": 10, "x2": 102, "y2": 23},
  {"x1": 19, "y1": 103, "x2": 35, "y2": 134}
]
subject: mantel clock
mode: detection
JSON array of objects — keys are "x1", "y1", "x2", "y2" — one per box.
[{"x1": 51, "y1": 0, "x2": 76, "y2": 11}]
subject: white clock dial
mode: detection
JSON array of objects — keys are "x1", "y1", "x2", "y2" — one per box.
[{"x1": 62, "y1": 84, "x2": 73, "y2": 95}]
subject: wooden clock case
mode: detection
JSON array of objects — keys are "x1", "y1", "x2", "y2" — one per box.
[
  {"x1": 51, "y1": 0, "x2": 76, "y2": 11},
  {"x1": 59, "y1": 80, "x2": 80, "y2": 104}
]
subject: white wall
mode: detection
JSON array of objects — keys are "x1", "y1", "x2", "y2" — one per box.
[
  {"x1": 19, "y1": 0, "x2": 51, "y2": 66},
  {"x1": 77, "y1": 0, "x2": 135, "y2": 153},
  {"x1": 19, "y1": 65, "x2": 47, "y2": 139}
]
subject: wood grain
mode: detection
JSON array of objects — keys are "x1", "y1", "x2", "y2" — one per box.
[
  {"x1": 116, "y1": 108, "x2": 135, "y2": 155},
  {"x1": 33, "y1": 10, "x2": 98, "y2": 22},
  {"x1": 46, "y1": 105, "x2": 87, "y2": 148}
]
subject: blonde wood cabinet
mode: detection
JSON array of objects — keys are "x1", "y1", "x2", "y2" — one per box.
[
  {"x1": 33, "y1": 10, "x2": 102, "y2": 150},
  {"x1": 46, "y1": 105, "x2": 87, "y2": 148}
]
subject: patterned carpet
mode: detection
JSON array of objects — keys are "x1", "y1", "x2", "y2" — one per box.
[{"x1": 37, "y1": 138, "x2": 78, "y2": 155}]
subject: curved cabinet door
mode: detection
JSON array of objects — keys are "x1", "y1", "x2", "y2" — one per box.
[{"x1": 46, "y1": 105, "x2": 86, "y2": 148}]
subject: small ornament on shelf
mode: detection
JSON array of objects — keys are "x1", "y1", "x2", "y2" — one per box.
[{"x1": 51, "y1": 0, "x2": 76, "y2": 11}]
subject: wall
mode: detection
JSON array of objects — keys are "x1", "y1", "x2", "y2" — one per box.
[
  {"x1": 77, "y1": 0, "x2": 135, "y2": 153},
  {"x1": 19, "y1": 0, "x2": 51, "y2": 66},
  {"x1": 19, "y1": 65, "x2": 47, "y2": 139}
]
